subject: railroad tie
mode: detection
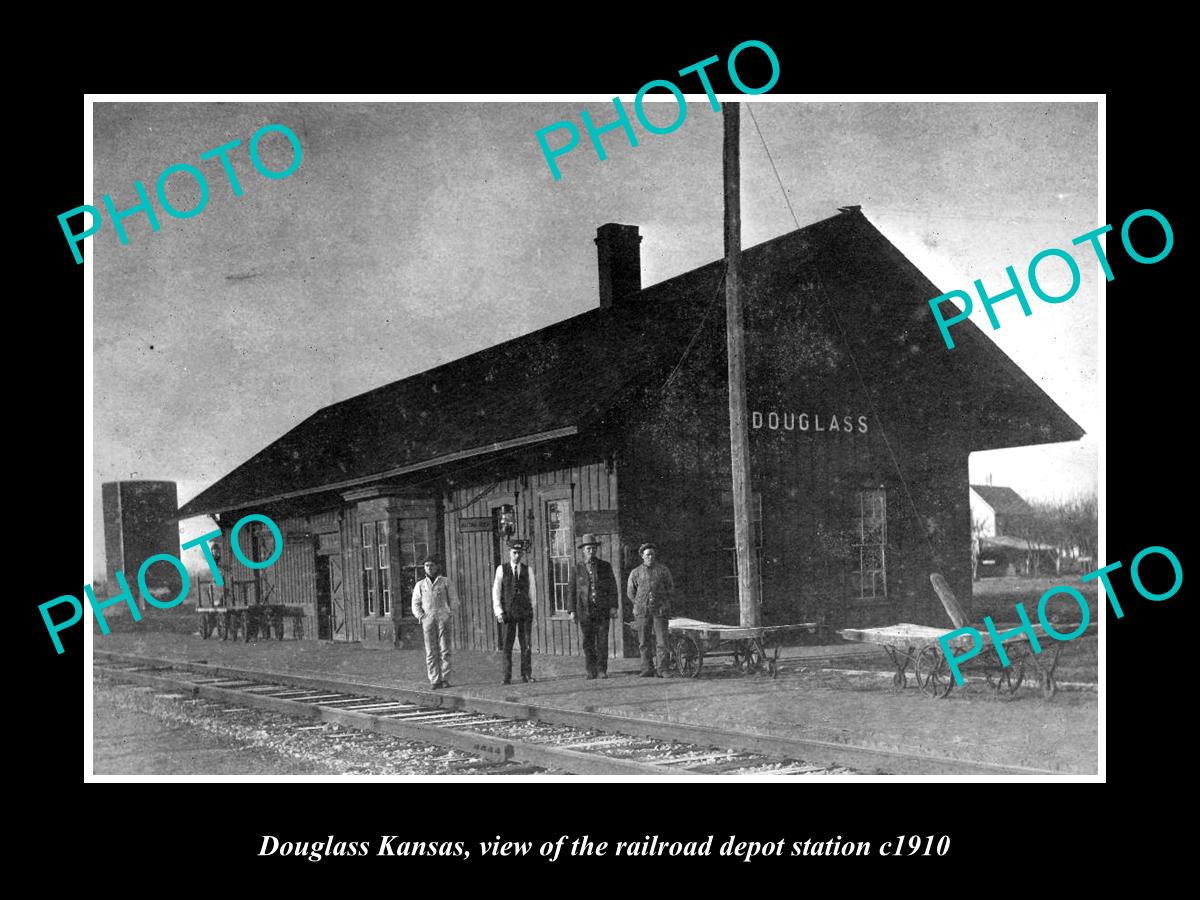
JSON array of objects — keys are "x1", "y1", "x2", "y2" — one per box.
[
  {"x1": 654, "y1": 751, "x2": 738, "y2": 767},
  {"x1": 314, "y1": 696, "x2": 378, "y2": 706},
  {"x1": 757, "y1": 764, "x2": 829, "y2": 776},
  {"x1": 290, "y1": 694, "x2": 352, "y2": 703},
  {"x1": 682, "y1": 755, "x2": 762, "y2": 774},
  {"x1": 557, "y1": 736, "x2": 636, "y2": 751},
  {"x1": 338, "y1": 702, "x2": 418, "y2": 713}
]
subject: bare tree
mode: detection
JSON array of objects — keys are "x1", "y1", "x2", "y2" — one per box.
[{"x1": 1028, "y1": 496, "x2": 1098, "y2": 574}]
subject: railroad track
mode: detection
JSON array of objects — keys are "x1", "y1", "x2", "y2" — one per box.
[
  {"x1": 102, "y1": 685, "x2": 552, "y2": 775},
  {"x1": 93, "y1": 654, "x2": 843, "y2": 776},
  {"x1": 93, "y1": 650, "x2": 1061, "y2": 776}
]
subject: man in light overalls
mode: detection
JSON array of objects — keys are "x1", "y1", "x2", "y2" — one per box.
[{"x1": 411, "y1": 556, "x2": 456, "y2": 689}]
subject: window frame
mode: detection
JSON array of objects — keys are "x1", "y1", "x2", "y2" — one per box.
[
  {"x1": 853, "y1": 489, "x2": 888, "y2": 601},
  {"x1": 361, "y1": 521, "x2": 377, "y2": 617},
  {"x1": 377, "y1": 519, "x2": 391, "y2": 616},
  {"x1": 536, "y1": 485, "x2": 574, "y2": 618},
  {"x1": 397, "y1": 517, "x2": 432, "y2": 615}
]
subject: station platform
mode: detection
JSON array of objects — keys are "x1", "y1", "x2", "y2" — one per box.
[{"x1": 92, "y1": 630, "x2": 1098, "y2": 774}]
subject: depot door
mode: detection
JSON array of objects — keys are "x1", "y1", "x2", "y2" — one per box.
[
  {"x1": 329, "y1": 553, "x2": 348, "y2": 640},
  {"x1": 315, "y1": 555, "x2": 333, "y2": 640}
]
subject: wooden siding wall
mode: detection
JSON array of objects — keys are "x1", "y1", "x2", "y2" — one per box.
[
  {"x1": 616, "y1": 259, "x2": 975, "y2": 631},
  {"x1": 339, "y1": 505, "x2": 363, "y2": 642},
  {"x1": 275, "y1": 516, "x2": 317, "y2": 619},
  {"x1": 219, "y1": 508, "x2": 346, "y2": 639},
  {"x1": 446, "y1": 460, "x2": 624, "y2": 657},
  {"x1": 218, "y1": 518, "x2": 291, "y2": 610}
]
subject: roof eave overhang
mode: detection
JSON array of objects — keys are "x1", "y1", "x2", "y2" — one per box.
[{"x1": 177, "y1": 425, "x2": 579, "y2": 520}]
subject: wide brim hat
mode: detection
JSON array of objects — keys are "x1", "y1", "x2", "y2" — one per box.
[
  {"x1": 638, "y1": 542, "x2": 657, "y2": 554},
  {"x1": 507, "y1": 539, "x2": 530, "y2": 551},
  {"x1": 577, "y1": 533, "x2": 601, "y2": 549}
]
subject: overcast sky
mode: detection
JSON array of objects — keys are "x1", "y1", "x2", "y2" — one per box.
[{"x1": 90, "y1": 99, "x2": 1098, "y2": 578}]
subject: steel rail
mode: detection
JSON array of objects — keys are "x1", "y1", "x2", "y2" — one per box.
[
  {"x1": 93, "y1": 650, "x2": 1061, "y2": 776},
  {"x1": 93, "y1": 663, "x2": 693, "y2": 777}
]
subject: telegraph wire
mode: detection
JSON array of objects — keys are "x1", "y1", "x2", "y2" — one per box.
[
  {"x1": 660, "y1": 262, "x2": 728, "y2": 393},
  {"x1": 747, "y1": 102, "x2": 940, "y2": 563}
]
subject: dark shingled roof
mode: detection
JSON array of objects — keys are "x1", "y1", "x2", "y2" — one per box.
[
  {"x1": 980, "y1": 534, "x2": 1054, "y2": 551},
  {"x1": 180, "y1": 209, "x2": 1084, "y2": 518},
  {"x1": 970, "y1": 485, "x2": 1036, "y2": 516}
]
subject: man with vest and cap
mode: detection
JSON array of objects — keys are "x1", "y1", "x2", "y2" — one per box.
[
  {"x1": 567, "y1": 534, "x2": 620, "y2": 680},
  {"x1": 492, "y1": 539, "x2": 538, "y2": 685},
  {"x1": 627, "y1": 542, "x2": 675, "y2": 677},
  {"x1": 411, "y1": 556, "x2": 456, "y2": 689}
]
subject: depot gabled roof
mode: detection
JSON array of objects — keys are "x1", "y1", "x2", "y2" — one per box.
[{"x1": 179, "y1": 209, "x2": 1083, "y2": 519}]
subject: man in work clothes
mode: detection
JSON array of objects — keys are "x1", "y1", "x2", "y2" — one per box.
[
  {"x1": 492, "y1": 539, "x2": 537, "y2": 685},
  {"x1": 627, "y1": 542, "x2": 675, "y2": 677},
  {"x1": 567, "y1": 533, "x2": 619, "y2": 679},
  {"x1": 411, "y1": 557, "x2": 456, "y2": 689}
]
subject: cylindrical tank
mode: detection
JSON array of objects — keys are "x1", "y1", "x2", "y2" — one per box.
[{"x1": 101, "y1": 480, "x2": 181, "y2": 610}]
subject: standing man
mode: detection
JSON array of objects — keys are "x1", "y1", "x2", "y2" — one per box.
[
  {"x1": 493, "y1": 539, "x2": 537, "y2": 685},
  {"x1": 627, "y1": 542, "x2": 675, "y2": 677},
  {"x1": 567, "y1": 534, "x2": 620, "y2": 680},
  {"x1": 411, "y1": 556, "x2": 455, "y2": 689}
]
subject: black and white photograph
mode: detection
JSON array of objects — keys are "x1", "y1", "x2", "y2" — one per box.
[{"x1": 77, "y1": 93, "x2": 1114, "y2": 784}]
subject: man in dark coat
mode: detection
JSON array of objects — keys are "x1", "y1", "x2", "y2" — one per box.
[
  {"x1": 567, "y1": 533, "x2": 620, "y2": 679},
  {"x1": 492, "y1": 539, "x2": 537, "y2": 685}
]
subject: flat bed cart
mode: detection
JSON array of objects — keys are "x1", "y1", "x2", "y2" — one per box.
[
  {"x1": 667, "y1": 617, "x2": 822, "y2": 678},
  {"x1": 198, "y1": 604, "x2": 305, "y2": 642},
  {"x1": 837, "y1": 621, "x2": 1096, "y2": 698}
]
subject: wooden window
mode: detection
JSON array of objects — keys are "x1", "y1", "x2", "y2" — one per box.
[
  {"x1": 251, "y1": 522, "x2": 276, "y2": 565},
  {"x1": 398, "y1": 518, "x2": 431, "y2": 608},
  {"x1": 377, "y1": 520, "x2": 391, "y2": 616},
  {"x1": 545, "y1": 498, "x2": 573, "y2": 614},
  {"x1": 720, "y1": 490, "x2": 763, "y2": 586},
  {"x1": 361, "y1": 522, "x2": 376, "y2": 616},
  {"x1": 854, "y1": 490, "x2": 887, "y2": 599}
]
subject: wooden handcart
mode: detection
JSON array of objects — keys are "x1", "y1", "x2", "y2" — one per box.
[
  {"x1": 837, "y1": 574, "x2": 1095, "y2": 699},
  {"x1": 667, "y1": 617, "x2": 823, "y2": 678},
  {"x1": 197, "y1": 581, "x2": 304, "y2": 641},
  {"x1": 838, "y1": 621, "x2": 1094, "y2": 698},
  {"x1": 198, "y1": 604, "x2": 305, "y2": 641}
]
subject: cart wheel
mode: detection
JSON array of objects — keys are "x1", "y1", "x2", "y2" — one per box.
[
  {"x1": 272, "y1": 611, "x2": 285, "y2": 641},
  {"x1": 739, "y1": 640, "x2": 764, "y2": 675},
  {"x1": 768, "y1": 659, "x2": 778, "y2": 679},
  {"x1": 294, "y1": 616, "x2": 305, "y2": 641},
  {"x1": 674, "y1": 636, "x2": 701, "y2": 678},
  {"x1": 892, "y1": 669, "x2": 907, "y2": 689},
  {"x1": 1041, "y1": 674, "x2": 1058, "y2": 699},
  {"x1": 216, "y1": 613, "x2": 229, "y2": 641},
  {"x1": 986, "y1": 651, "x2": 1026, "y2": 696},
  {"x1": 200, "y1": 613, "x2": 214, "y2": 640},
  {"x1": 917, "y1": 645, "x2": 953, "y2": 698}
]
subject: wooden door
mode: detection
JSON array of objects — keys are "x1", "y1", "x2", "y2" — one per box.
[
  {"x1": 253, "y1": 523, "x2": 279, "y2": 606},
  {"x1": 329, "y1": 553, "x2": 348, "y2": 641}
]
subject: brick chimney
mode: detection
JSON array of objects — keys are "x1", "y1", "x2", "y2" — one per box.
[{"x1": 595, "y1": 223, "x2": 642, "y2": 309}]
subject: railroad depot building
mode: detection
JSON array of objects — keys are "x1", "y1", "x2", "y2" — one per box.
[{"x1": 178, "y1": 208, "x2": 1082, "y2": 657}]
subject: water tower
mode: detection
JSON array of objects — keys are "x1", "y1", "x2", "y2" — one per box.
[{"x1": 101, "y1": 480, "x2": 181, "y2": 610}]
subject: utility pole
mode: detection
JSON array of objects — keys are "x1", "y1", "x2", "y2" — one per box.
[{"x1": 724, "y1": 101, "x2": 759, "y2": 627}]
